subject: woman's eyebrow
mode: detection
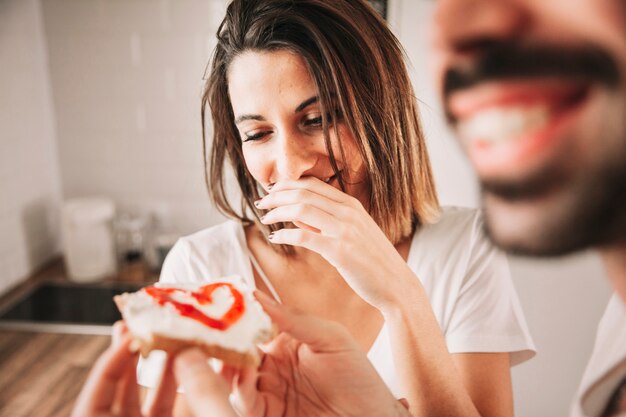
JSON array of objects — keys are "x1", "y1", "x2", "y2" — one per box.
[
  {"x1": 234, "y1": 114, "x2": 265, "y2": 125},
  {"x1": 295, "y1": 96, "x2": 319, "y2": 113},
  {"x1": 234, "y1": 96, "x2": 319, "y2": 124}
]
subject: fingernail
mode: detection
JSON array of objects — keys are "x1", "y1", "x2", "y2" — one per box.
[
  {"x1": 129, "y1": 339, "x2": 141, "y2": 353},
  {"x1": 267, "y1": 183, "x2": 274, "y2": 191},
  {"x1": 254, "y1": 198, "x2": 262, "y2": 208},
  {"x1": 260, "y1": 215, "x2": 267, "y2": 222},
  {"x1": 267, "y1": 231, "x2": 275, "y2": 240}
]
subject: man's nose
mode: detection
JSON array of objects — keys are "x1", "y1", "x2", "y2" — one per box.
[
  {"x1": 433, "y1": 0, "x2": 530, "y2": 52},
  {"x1": 272, "y1": 132, "x2": 317, "y2": 182}
]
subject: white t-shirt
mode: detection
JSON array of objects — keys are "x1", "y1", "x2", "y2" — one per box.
[
  {"x1": 138, "y1": 207, "x2": 535, "y2": 396},
  {"x1": 571, "y1": 295, "x2": 626, "y2": 417}
]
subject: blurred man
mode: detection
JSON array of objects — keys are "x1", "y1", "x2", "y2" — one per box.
[{"x1": 431, "y1": 1, "x2": 626, "y2": 416}]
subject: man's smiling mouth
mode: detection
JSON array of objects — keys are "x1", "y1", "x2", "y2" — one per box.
[{"x1": 448, "y1": 80, "x2": 591, "y2": 176}]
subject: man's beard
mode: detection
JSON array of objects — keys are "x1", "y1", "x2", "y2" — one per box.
[{"x1": 480, "y1": 158, "x2": 626, "y2": 256}]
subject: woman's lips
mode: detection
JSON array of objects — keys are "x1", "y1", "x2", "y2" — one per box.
[{"x1": 447, "y1": 80, "x2": 590, "y2": 177}]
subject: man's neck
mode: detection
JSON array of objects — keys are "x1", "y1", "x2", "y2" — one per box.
[{"x1": 601, "y1": 240, "x2": 626, "y2": 304}]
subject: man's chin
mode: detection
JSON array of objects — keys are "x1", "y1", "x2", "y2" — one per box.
[{"x1": 481, "y1": 193, "x2": 593, "y2": 257}]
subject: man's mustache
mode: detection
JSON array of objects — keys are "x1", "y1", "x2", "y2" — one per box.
[{"x1": 443, "y1": 42, "x2": 621, "y2": 115}]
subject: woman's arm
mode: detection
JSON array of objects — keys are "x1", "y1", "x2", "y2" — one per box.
[
  {"x1": 258, "y1": 178, "x2": 516, "y2": 417},
  {"x1": 381, "y1": 277, "x2": 512, "y2": 416},
  {"x1": 453, "y1": 353, "x2": 513, "y2": 417}
]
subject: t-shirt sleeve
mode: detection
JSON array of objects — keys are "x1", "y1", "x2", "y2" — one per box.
[{"x1": 445, "y1": 214, "x2": 536, "y2": 366}]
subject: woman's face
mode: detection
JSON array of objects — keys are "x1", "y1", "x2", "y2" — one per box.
[{"x1": 227, "y1": 50, "x2": 369, "y2": 205}]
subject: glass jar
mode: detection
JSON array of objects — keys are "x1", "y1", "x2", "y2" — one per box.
[{"x1": 113, "y1": 212, "x2": 150, "y2": 282}]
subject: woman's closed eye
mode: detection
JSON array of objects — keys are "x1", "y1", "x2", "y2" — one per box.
[
  {"x1": 303, "y1": 114, "x2": 323, "y2": 127},
  {"x1": 242, "y1": 130, "x2": 272, "y2": 142},
  {"x1": 302, "y1": 111, "x2": 339, "y2": 128}
]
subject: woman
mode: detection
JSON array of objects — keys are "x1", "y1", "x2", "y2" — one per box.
[{"x1": 140, "y1": 0, "x2": 535, "y2": 416}]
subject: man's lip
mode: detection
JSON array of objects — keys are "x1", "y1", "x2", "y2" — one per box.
[
  {"x1": 448, "y1": 80, "x2": 592, "y2": 178},
  {"x1": 447, "y1": 80, "x2": 590, "y2": 121}
]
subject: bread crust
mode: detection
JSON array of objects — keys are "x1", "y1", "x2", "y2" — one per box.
[{"x1": 133, "y1": 333, "x2": 260, "y2": 367}]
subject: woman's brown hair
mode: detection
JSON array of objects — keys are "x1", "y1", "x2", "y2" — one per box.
[{"x1": 202, "y1": 0, "x2": 439, "y2": 245}]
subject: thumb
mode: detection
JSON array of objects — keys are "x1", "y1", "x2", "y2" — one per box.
[
  {"x1": 173, "y1": 349, "x2": 238, "y2": 417},
  {"x1": 254, "y1": 290, "x2": 357, "y2": 352}
]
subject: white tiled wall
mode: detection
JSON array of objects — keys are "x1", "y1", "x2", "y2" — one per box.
[
  {"x1": 0, "y1": 0, "x2": 232, "y2": 294},
  {"x1": 41, "y1": 0, "x2": 230, "y2": 235},
  {"x1": 0, "y1": 0, "x2": 63, "y2": 295}
]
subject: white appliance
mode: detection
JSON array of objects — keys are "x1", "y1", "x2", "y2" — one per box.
[{"x1": 62, "y1": 198, "x2": 116, "y2": 282}]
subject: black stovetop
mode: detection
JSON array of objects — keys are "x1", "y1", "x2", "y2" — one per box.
[{"x1": 0, "y1": 281, "x2": 145, "y2": 326}]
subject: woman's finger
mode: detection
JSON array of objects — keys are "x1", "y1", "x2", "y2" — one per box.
[
  {"x1": 257, "y1": 188, "x2": 348, "y2": 216},
  {"x1": 254, "y1": 291, "x2": 358, "y2": 352},
  {"x1": 293, "y1": 220, "x2": 321, "y2": 233},
  {"x1": 269, "y1": 177, "x2": 352, "y2": 204},
  {"x1": 261, "y1": 204, "x2": 338, "y2": 235},
  {"x1": 219, "y1": 363, "x2": 238, "y2": 387},
  {"x1": 267, "y1": 227, "x2": 334, "y2": 256},
  {"x1": 255, "y1": 350, "x2": 285, "y2": 394},
  {"x1": 230, "y1": 364, "x2": 263, "y2": 415}
]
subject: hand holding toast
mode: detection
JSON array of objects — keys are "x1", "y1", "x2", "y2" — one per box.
[
  {"x1": 72, "y1": 295, "x2": 409, "y2": 417},
  {"x1": 227, "y1": 292, "x2": 410, "y2": 417}
]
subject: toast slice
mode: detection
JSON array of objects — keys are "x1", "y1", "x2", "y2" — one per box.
[{"x1": 114, "y1": 276, "x2": 274, "y2": 367}]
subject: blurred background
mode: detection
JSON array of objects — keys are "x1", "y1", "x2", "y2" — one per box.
[{"x1": 0, "y1": 0, "x2": 612, "y2": 415}]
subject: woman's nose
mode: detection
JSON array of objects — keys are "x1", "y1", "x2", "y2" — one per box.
[{"x1": 272, "y1": 132, "x2": 318, "y2": 182}]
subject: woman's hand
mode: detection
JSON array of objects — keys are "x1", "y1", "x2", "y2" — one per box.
[
  {"x1": 229, "y1": 291, "x2": 410, "y2": 417},
  {"x1": 256, "y1": 177, "x2": 415, "y2": 309}
]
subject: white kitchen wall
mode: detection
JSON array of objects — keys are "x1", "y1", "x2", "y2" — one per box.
[
  {"x1": 0, "y1": 0, "x2": 62, "y2": 295},
  {"x1": 388, "y1": 1, "x2": 612, "y2": 416},
  {"x1": 41, "y1": 0, "x2": 230, "y2": 236}
]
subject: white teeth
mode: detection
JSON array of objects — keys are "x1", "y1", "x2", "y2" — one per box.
[{"x1": 457, "y1": 105, "x2": 549, "y2": 144}]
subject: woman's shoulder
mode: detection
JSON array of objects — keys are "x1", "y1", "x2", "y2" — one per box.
[
  {"x1": 159, "y1": 220, "x2": 250, "y2": 284},
  {"x1": 179, "y1": 220, "x2": 245, "y2": 250},
  {"x1": 408, "y1": 206, "x2": 488, "y2": 267},
  {"x1": 415, "y1": 206, "x2": 482, "y2": 241},
  {"x1": 169, "y1": 220, "x2": 248, "y2": 264}
]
